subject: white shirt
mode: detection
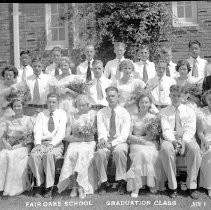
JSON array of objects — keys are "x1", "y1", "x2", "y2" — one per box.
[
  {"x1": 45, "y1": 62, "x2": 63, "y2": 76},
  {"x1": 25, "y1": 73, "x2": 54, "y2": 105},
  {"x1": 17, "y1": 65, "x2": 34, "y2": 83},
  {"x1": 34, "y1": 109, "x2": 67, "y2": 147},
  {"x1": 187, "y1": 56, "x2": 208, "y2": 83},
  {"x1": 76, "y1": 59, "x2": 94, "y2": 79},
  {"x1": 134, "y1": 59, "x2": 156, "y2": 82},
  {"x1": 97, "y1": 105, "x2": 131, "y2": 147},
  {"x1": 104, "y1": 57, "x2": 126, "y2": 82},
  {"x1": 168, "y1": 61, "x2": 179, "y2": 78},
  {"x1": 160, "y1": 104, "x2": 196, "y2": 143},
  {"x1": 147, "y1": 75, "x2": 176, "y2": 106},
  {"x1": 86, "y1": 76, "x2": 112, "y2": 106}
]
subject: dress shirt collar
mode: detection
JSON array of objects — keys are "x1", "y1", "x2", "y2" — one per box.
[
  {"x1": 20, "y1": 65, "x2": 29, "y2": 69},
  {"x1": 108, "y1": 105, "x2": 120, "y2": 112},
  {"x1": 190, "y1": 56, "x2": 200, "y2": 63},
  {"x1": 93, "y1": 76, "x2": 103, "y2": 83},
  {"x1": 115, "y1": 57, "x2": 125, "y2": 62},
  {"x1": 46, "y1": 109, "x2": 58, "y2": 116},
  {"x1": 32, "y1": 72, "x2": 43, "y2": 79},
  {"x1": 155, "y1": 75, "x2": 167, "y2": 81},
  {"x1": 170, "y1": 103, "x2": 185, "y2": 112},
  {"x1": 138, "y1": 59, "x2": 149, "y2": 65},
  {"x1": 85, "y1": 59, "x2": 94, "y2": 65}
]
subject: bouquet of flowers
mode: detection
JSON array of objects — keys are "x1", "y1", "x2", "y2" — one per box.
[
  {"x1": 5, "y1": 130, "x2": 33, "y2": 147},
  {"x1": 174, "y1": 132, "x2": 185, "y2": 156},
  {"x1": 73, "y1": 123, "x2": 97, "y2": 138},
  {"x1": 183, "y1": 82, "x2": 203, "y2": 101},
  {"x1": 66, "y1": 77, "x2": 87, "y2": 94},
  {"x1": 5, "y1": 84, "x2": 31, "y2": 104}
]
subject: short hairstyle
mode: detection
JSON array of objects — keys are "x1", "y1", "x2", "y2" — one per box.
[
  {"x1": 31, "y1": 56, "x2": 42, "y2": 64},
  {"x1": 73, "y1": 94, "x2": 91, "y2": 109},
  {"x1": 105, "y1": 86, "x2": 119, "y2": 94},
  {"x1": 114, "y1": 42, "x2": 126, "y2": 49},
  {"x1": 20, "y1": 50, "x2": 30, "y2": 56},
  {"x1": 92, "y1": 60, "x2": 104, "y2": 68},
  {"x1": 47, "y1": 92, "x2": 59, "y2": 101},
  {"x1": 154, "y1": 59, "x2": 168, "y2": 68},
  {"x1": 51, "y1": 46, "x2": 62, "y2": 53},
  {"x1": 84, "y1": 44, "x2": 95, "y2": 51},
  {"x1": 161, "y1": 46, "x2": 172, "y2": 54},
  {"x1": 119, "y1": 59, "x2": 135, "y2": 72},
  {"x1": 136, "y1": 93, "x2": 152, "y2": 110},
  {"x1": 9, "y1": 97, "x2": 24, "y2": 109},
  {"x1": 1, "y1": 65, "x2": 18, "y2": 78},
  {"x1": 170, "y1": 84, "x2": 185, "y2": 94},
  {"x1": 58, "y1": 56, "x2": 75, "y2": 69},
  {"x1": 188, "y1": 40, "x2": 201, "y2": 48},
  {"x1": 176, "y1": 60, "x2": 191, "y2": 72},
  {"x1": 138, "y1": 44, "x2": 149, "y2": 52}
]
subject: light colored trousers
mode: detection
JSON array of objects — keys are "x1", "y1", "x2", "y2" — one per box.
[
  {"x1": 28, "y1": 144, "x2": 63, "y2": 188},
  {"x1": 94, "y1": 143, "x2": 128, "y2": 184},
  {"x1": 160, "y1": 140, "x2": 201, "y2": 190}
]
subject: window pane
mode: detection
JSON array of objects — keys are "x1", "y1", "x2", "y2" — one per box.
[
  {"x1": 59, "y1": 28, "x2": 65, "y2": 40},
  {"x1": 52, "y1": 28, "x2": 58, "y2": 41},
  {"x1": 177, "y1": 6, "x2": 184, "y2": 18},
  {"x1": 185, "y1": 1, "x2": 191, "y2": 6},
  {"x1": 59, "y1": 4, "x2": 65, "y2": 14},
  {"x1": 177, "y1": 1, "x2": 184, "y2": 6},
  {"x1": 51, "y1": 15, "x2": 59, "y2": 27},
  {"x1": 185, "y1": 5, "x2": 192, "y2": 18},
  {"x1": 51, "y1": 4, "x2": 58, "y2": 14}
]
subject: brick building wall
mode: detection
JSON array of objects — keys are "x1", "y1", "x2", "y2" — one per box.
[{"x1": 171, "y1": 1, "x2": 211, "y2": 63}]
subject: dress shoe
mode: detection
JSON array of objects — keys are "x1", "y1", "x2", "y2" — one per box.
[
  {"x1": 34, "y1": 187, "x2": 43, "y2": 198},
  {"x1": 43, "y1": 187, "x2": 53, "y2": 198},
  {"x1": 70, "y1": 187, "x2": 78, "y2": 198},
  {"x1": 208, "y1": 189, "x2": 211, "y2": 198},
  {"x1": 149, "y1": 187, "x2": 157, "y2": 194},
  {"x1": 189, "y1": 189, "x2": 199, "y2": 200},
  {"x1": 168, "y1": 189, "x2": 177, "y2": 198},
  {"x1": 98, "y1": 182, "x2": 107, "y2": 195},
  {"x1": 117, "y1": 180, "x2": 126, "y2": 195},
  {"x1": 131, "y1": 189, "x2": 139, "y2": 198}
]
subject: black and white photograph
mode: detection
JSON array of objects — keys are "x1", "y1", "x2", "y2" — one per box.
[{"x1": 0, "y1": 1, "x2": 211, "y2": 209}]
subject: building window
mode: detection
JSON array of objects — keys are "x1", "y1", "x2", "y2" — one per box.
[
  {"x1": 172, "y1": 1, "x2": 198, "y2": 27},
  {"x1": 45, "y1": 4, "x2": 68, "y2": 50}
]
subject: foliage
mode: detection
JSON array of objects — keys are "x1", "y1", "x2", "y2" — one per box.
[{"x1": 63, "y1": 2, "x2": 175, "y2": 64}]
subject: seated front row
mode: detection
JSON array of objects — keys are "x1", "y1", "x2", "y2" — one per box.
[{"x1": 0, "y1": 86, "x2": 210, "y2": 200}]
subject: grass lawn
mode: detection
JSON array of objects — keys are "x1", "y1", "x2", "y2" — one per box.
[{"x1": 1, "y1": 187, "x2": 211, "y2": 210}]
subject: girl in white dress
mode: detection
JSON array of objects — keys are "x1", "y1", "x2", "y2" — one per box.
[
  {"x1": 57, "y1": 95, "x2": 97, "y2": 199},
  {"x1": 54, "y1": 57, "x2": 84, "y2": 116},
  {"x1": 197, "y1": 89, "x2": 211, "y2": 198},
  {"x1": 0, "y1": 98, "x2": 34, "y2": 198},
  {"x1": 126, "y1": 93, "x2": 161, "y2": 198}
]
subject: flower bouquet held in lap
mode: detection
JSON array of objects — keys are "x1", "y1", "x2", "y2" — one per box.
[
  {"x1": 66, "y1": 77, "x2": 87, "y2": 95},
  {"x1": 174, "y1": 129, "x2": 185, "y2": 156},
  {"x1": 71, "y1": 122, "x2": 97, "y2": 142},
  {"x1": 143, "y1": 117, "x2": 163, "y2": 150},
  {"x1": 183, "y1": 82, "x2": 203, "y2": 107}
]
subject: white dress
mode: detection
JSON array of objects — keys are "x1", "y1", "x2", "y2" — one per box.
[
  {"x1": 57, "y1": 110, "x2": 98, "y2": 194},
  {"x1": 0, "y1": 115, "x2": 34, "y2": 196},
  {"x1": 198, "y1": 106, "x2": 211, "y2": 189},
  {"x1": 54, "y1": 74, "x2": 84, "y2": 116},
  {"x1": 126, "y1": 113, "x2": 161, "y2": 191}
]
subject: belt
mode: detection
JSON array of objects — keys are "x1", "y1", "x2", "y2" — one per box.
[
  {"x1": 91, "y1": 104, "x2": 106, "y2": 110},
  {"x1": 27, "y1": 104, "x2": 47, "y2": 109},
  {"x1": 155, "y1": 105, "x2": 168, "y2": 109}
]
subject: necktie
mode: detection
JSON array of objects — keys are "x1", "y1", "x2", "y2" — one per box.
[
  {"x1": 175, "y1": 108, "x2": 182, "y2": 134},
  {"x1": 33, "y1": 77, "x2": 41, "y2": 104},
  {"x1": 158, "y1": 78, "x2": 163, "y2": 104},
  {"x1": 109, "y1": 108, "x2": 116, "y2": 138},
  {"x1": 166, "y1": 63, "x2": 171, "y2": 77},
  {"x1": 54, "y1": 65, "x2": 60, "y2": 76},
  {"x1": 192, "y1": 59, "x2": 198, "y2": 77},
  {"x1": 22, "y1": 66, "x2": 26, "y2": 81},
  {"x1": 86, "y1": 61, "x2": 92, "y2": 82},
  {"x1": 96, "y1": 79, "x2": 104, "y2": 100},
  {"x1": 48, "y1": 112, "x2": 55, "y2": 132},
  {"x1": 143, "y1": 61, "x2": 148, "y2": 83},
  {"x1": 115, "y1": 59, "x2": 121, "y2": 80}
]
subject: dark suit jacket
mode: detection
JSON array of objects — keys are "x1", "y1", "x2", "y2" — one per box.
[{"x1": 203, "y1": 75, "x2": 211, "y2": 92}]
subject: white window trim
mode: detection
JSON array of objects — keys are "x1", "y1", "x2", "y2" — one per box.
[
  {"x1": 172, "y1": 1, "x2": 198, "y2": 27},
  {"x1": 45, "y1": 4, "x2": 69, "y2": 50}
]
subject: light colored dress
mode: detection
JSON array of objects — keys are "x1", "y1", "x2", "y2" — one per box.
[
  {"x1": 0, "y1": 115, "x2": 34, "y2": 196},
  {"x1": 126, "y1": 113, "x2": 160, "y2": 191},
  {"x1": 57, "y1": 110, "x2": 97, "y2": 194},
  {"x1": 198, "y1": 106, "x2": 211, "y2": 189},
  {"x1": 174, "y1": 76, "x2": 197, "y2": 87},
  {"x1": 116, "y1": 77, "x2": 145, "y2": 115}
]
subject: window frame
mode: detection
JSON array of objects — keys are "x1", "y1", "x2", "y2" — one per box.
[
  {"x1": 172, "y1": 1, "x2": 198, "y2": 27},
  {"x1": 45, "y1": 3, "x2": 69, "y2": 50}
]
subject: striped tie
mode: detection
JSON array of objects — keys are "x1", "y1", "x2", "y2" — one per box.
[
  {"x1": 48, "y1": 112, "x2": 55, "y2": 132},
  {"x1": 33, "y1": 77, "x2": 41, "y2": 104}
]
